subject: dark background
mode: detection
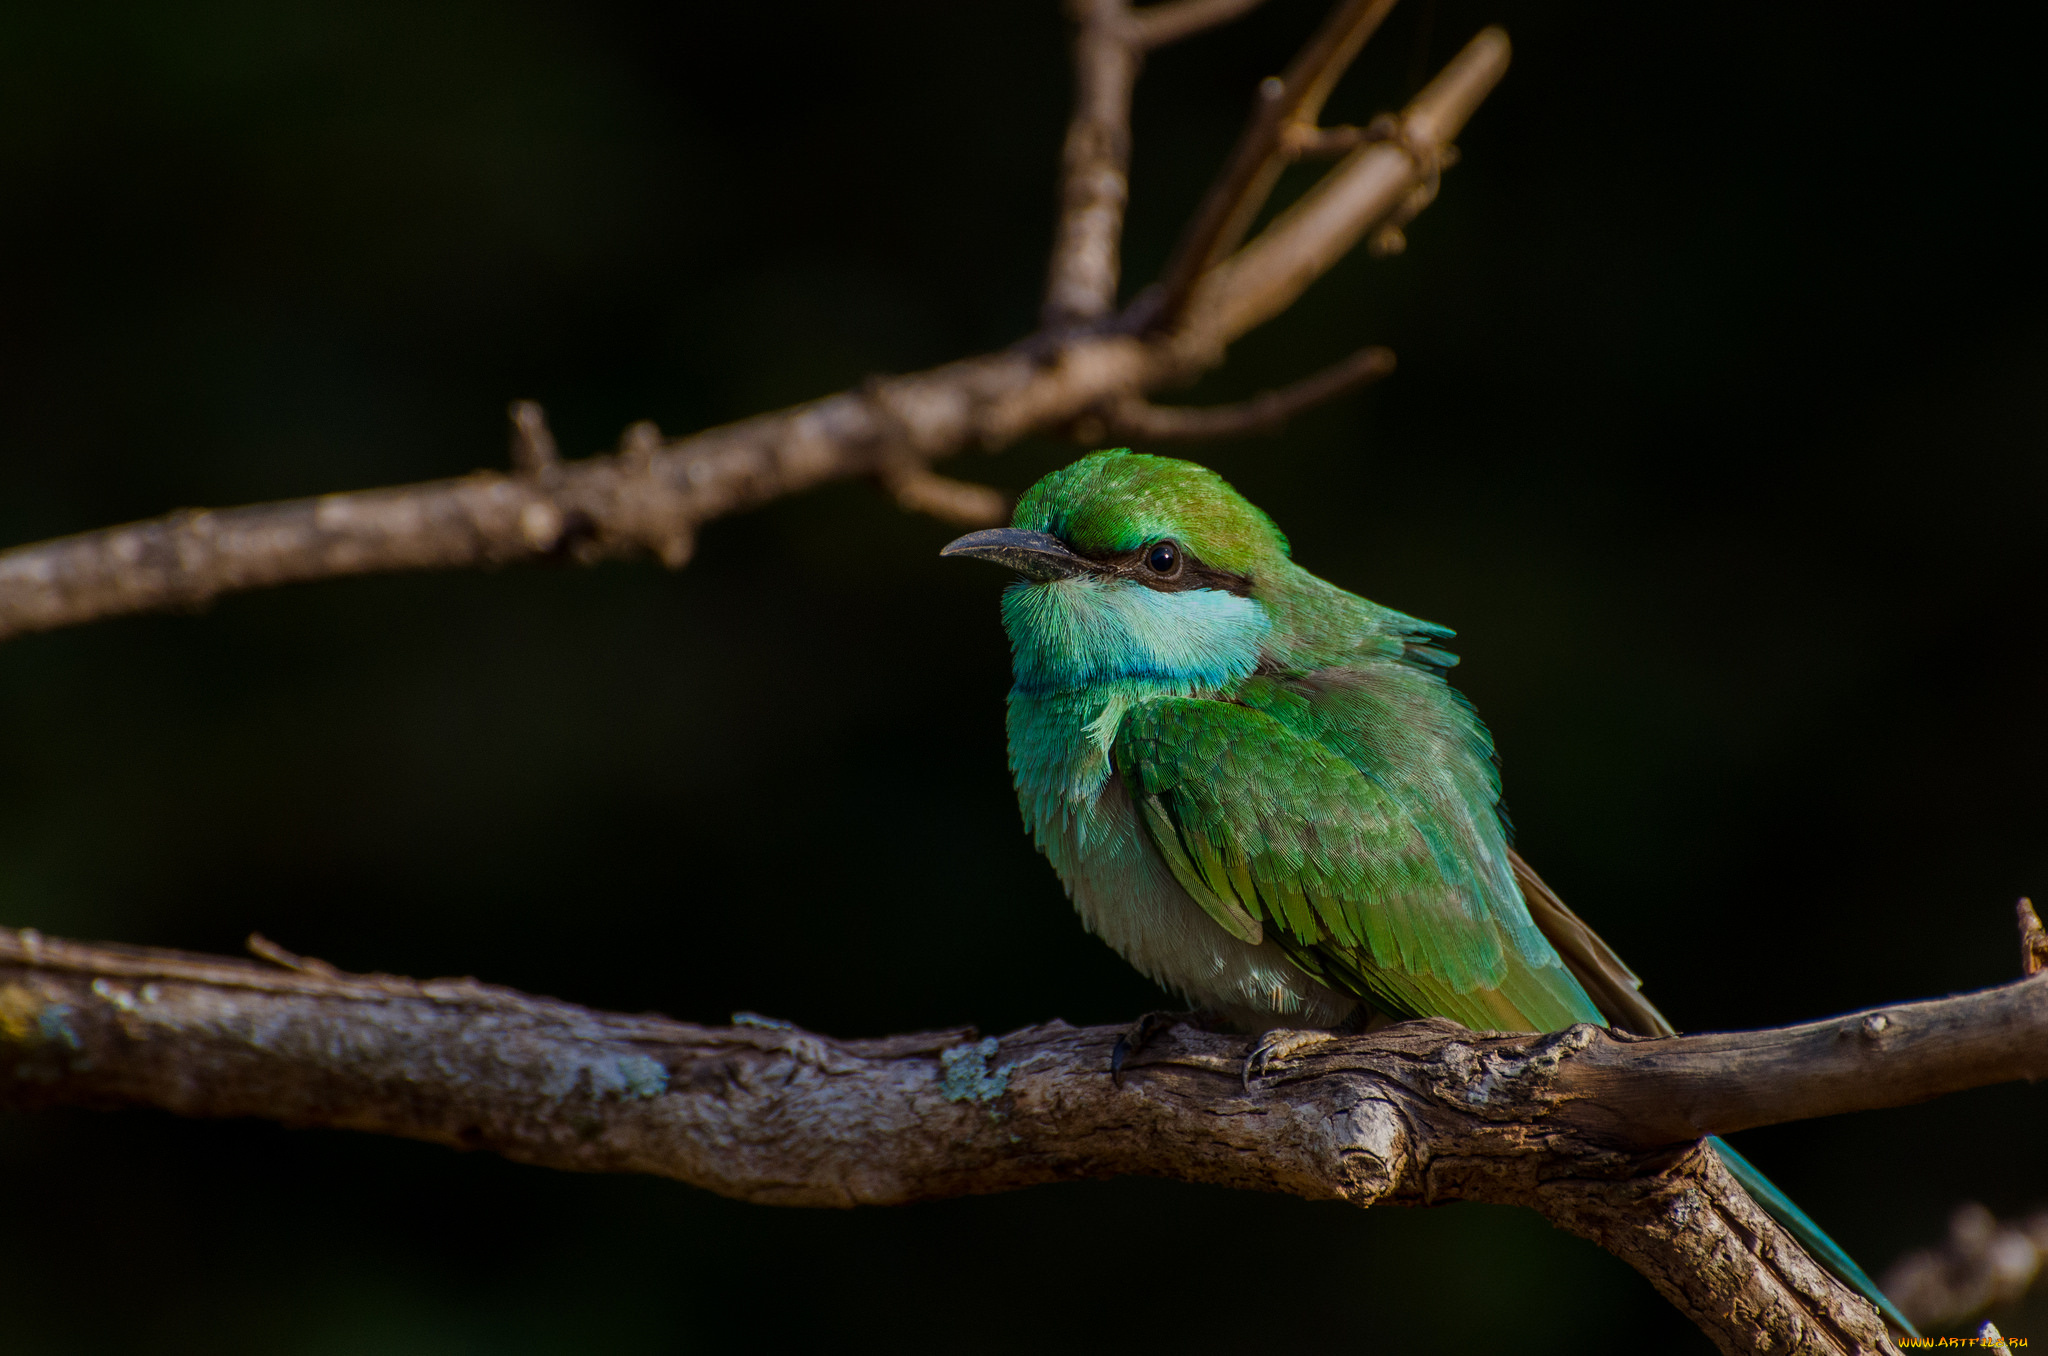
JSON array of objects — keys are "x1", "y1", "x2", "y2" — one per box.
[{"x1": 2, "y1": 1, "x2": 2043, "y2": 1351}]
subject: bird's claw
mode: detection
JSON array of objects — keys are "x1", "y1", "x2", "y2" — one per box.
[{"x1": 1242, "y1": 1028, "x2": 1332, "y2": 1089}]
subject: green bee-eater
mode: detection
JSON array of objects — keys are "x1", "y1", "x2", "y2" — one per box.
[{"x1": 945, "y1": 448, "x2": 1911, "y2": 1336}]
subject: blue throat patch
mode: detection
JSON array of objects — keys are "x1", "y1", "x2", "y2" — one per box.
[{"x1": 1000, "y1": 576, "x2": 1270, "y2": 697}]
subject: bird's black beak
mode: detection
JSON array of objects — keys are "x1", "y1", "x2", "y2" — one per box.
[{"x1": 940, "y1": 528, "x2": 1093, "y2": 581}]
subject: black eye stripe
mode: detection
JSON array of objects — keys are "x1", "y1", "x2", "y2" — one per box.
[{"x1": 1066, "y1": 539, "x2": 1252, "y2": 597}]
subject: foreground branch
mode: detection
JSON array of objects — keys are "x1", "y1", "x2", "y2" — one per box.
[
  {"x1": 12, "y1": 928, "x2": 2048, "y2": 1351},
  {"x1": 0, "y1": 11, "x2": 1509, "y2": 646}
]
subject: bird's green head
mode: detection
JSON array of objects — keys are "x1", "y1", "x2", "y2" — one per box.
[
  {"x1": 944, "y1": 448, "x2": 1292, "y2": 587},
  {"x1": 943, "y1": 450, "x2": 1288, "y2": 695},
  {"x1": 1008, "y1": 448, "x2": 1291, "y2": 577}
]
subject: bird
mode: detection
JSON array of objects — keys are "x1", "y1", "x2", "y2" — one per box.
[{"x1": 942, "y1": 447, "x2": 1912, "y2": 1337}]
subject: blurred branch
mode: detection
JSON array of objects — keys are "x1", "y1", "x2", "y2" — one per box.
[
  {"x1": 1041, "y1": 0, "x2": 1142, "y2": 327},
  {"x1": 0, "y1": 4, "x2": 1505, "y2": 648},
  {"x1": 25, "y1": 928, "x2": 2048, "y2": 1350},
  {"x1": 508, "y1": 399, "x2": 559, "y2": 476},
  {"x1": 1884, "y1": 1203, "x2": 2048, "y2": 1335},
  {"x1": 1126, "y1": 0, "x2": 1273, "y2": 50},
  {"x1": 881, "y1": 467, "x2": 1013, "y2": 527}
]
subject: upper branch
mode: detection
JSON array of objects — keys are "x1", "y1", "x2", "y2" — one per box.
[
  {"x1": 1143, "y1": 0, "x2": 1402, "y2": 331},
  {"x1": 0, "y1": 8, "x2": 1505, "y2": 647},
  {"x1": 1126, "y1": 0, "x2": 1273, "y2": 50},
  {"x1": 1042, "y1": 0, "x2": 1280, "y2": 327},
  {"x1": 1182, "y1": 25, "x2": 1508, "y2": 343},
  {"x1": 1041, "y1": 0, "x2": 1143, "y2": 327}
]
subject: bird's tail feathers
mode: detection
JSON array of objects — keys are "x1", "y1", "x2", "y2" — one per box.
[{"x1": 1711, "y1": 1136, "x2": 1918, "y2": 1339}]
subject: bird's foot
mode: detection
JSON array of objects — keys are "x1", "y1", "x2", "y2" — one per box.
[
  {"x1": 1242, "y1": 1028, "x2": 1336, "y2": 1089},
  {"x1": 1110, "y1": 1008, "x2": 1212, "y2": 1086}
]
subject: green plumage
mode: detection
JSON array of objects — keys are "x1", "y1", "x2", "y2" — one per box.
[
  {"x1": 948, "y1": 449, "x2": 1913, "y2": 1337},
  {"x1": 1118, "y1": 688, "x2": 1593, "y2": 1033}
]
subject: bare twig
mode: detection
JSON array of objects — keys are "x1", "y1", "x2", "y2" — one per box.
[
  {"x1": 1044, "y1": 0, "x2": 1281, "y2": 327},
  {"x1": 1126, "y1": 0, "x2": 1272, "y2": 50},
  {"x1": 245, "y1": 932, "x2": 345, "y2": 980},
  {"x1": 1282, "y1": 122, "x2": 1371, "y2": 158},
  {"x1": 1142, "y1": 0, "x2": 1403, "y2": 331},
  {"x1": 31, "y1": 928, "x2": 2048, "y2": 1350},
  {"x1": 508, "y1": 400, "x2": 559, "y2": 476},
  {"x1": 881, "y1": 467, "x2": 1011, "y2": 527},
  {"x1": 1094, "y1": 343, "x2": 1393, "y2": 440},
  {"x1": 1183, "y1": 26, "x2": 1507, "y2": 342},
  {"x1": 2018, "y1": 897, "x2": 2047, "y2": 977},
  {"x1": 0, "y1": 4, "x2": 1493, "y2": 647}
]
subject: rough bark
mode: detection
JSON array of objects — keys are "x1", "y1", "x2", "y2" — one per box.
[{"x1": 17, "y1": 926, "x2": 2048, "y2": 1352}]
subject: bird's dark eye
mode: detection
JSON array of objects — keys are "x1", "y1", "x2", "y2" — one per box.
[{"x1": 1145, "y1": 541, "x2": 1179, "y2": 574}]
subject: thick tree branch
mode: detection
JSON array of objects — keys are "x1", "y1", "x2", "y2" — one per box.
[
  {"x1": 14, "y1": 926, "x2": 2048, "y2": 1351},
  {"x1": 0, "y1": 3, "x2": 1493, "y2": 647},
  {"x1": 1546, "y1": 981, "x2": 2048, "y2": 1145}
]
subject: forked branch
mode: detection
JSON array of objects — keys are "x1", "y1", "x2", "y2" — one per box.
[
  {"x1": 1043, "y1": 0, "x2": 1281, "y2": 327},
  {"x1": 0, "y1": 6, "x2": 1506, "y2": 647},
  {"x1": 1140, "y1": 0, "x2": 1402, "y2": 330}
]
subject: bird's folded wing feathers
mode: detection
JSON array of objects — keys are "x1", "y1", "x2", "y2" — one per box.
[{"x1": 1114, "y1": 696, "x2": 1597, "y2": 1032}]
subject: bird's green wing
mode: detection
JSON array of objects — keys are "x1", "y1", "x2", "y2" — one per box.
[{"x1": 1115, "y1": 695, "x2": 1600, "y2": 1032}]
